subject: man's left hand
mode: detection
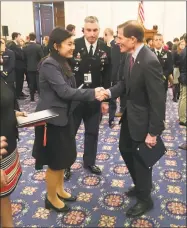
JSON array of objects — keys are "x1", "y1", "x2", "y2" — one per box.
[
  {"x1": 101, "y1": 103, "x2": 109, "y2": 114},
  {"x1": 145, "y1": 133, "x2": 157, "y2": 148}
]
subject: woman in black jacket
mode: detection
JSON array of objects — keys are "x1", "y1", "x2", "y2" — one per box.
[
  {"x1": 0, "y1": 75, "x2": 26, "y2": 227},
  {"x1": 42, "y1": 36, "x2": 50, "y2": 57},
  {"x1": 33, "y1": 27, "x2": 101, "y2": 213}
]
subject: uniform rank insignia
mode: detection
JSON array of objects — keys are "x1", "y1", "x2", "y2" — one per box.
[{"x1": 77, "y1": 52, "x2": 81, "y2": 59}]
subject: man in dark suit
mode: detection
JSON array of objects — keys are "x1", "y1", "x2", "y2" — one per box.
[
  {"x1": 103, "y1": 28, "x2": 128, "y2": 126},
  {"x1": 100, "y1": 20, "x2": 166, "y2": 217},
  {"x1": 152, "y1": 34, "x2": 173, "y2": 92},
  {"x1": 23, "y1": 32, "x2": 44, "y2": 101},
  {"x1": 103, "y1": 28, "x2": 119, "y2": 127},
  {"x1": 1, "y1": 46, "x2": 15, "y2": 90},
  {"x1": 104, "y1": 29, "x2": 128, "y2": 119},
  {"x1": 64, "y1": 16, "x2": 111, "y2": 180},
  {"x1": 6, "y1": 32, "x2": 26, "y2": 99},
  {"x1": 1, "y1": 38, "x2": 20, "y2": 111}
]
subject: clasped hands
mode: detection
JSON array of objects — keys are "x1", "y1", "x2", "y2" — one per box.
[{"x1": 95, "y1": 87, "x2": 109, "y2": 101}]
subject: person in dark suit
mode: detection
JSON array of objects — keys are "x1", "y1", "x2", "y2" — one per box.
[
  {"x1": 1, "y1": 38, "x2": 20, "y2": 112},
  {"x1": 32, "y1": 27, "x2": 103, "y2": 213},
  {"x1": 64, "y1": 16, "x2": 111, "y2": 180},
  {"x1": 1, "y1": 42, "x2": 15, "y2": 90},
  {"x1": 103, "y1": 28, "x2": 121, "y2": 128},
  {"x1": 6, "y1": 32, "x2": 26, "y2": 99},
  {"x1": 103, "y1": 29, "x2": 128, "y2": 119},
  {"x1": 152, "y1": 34, "x2": 173, "y2": 92},
  {"x1": 42, "y1": 36, "x2": 50, "y2": 57},
  {"x1": 100, "y1": 20, "x2": 166, "y2": 217},
  {"x1": 23, "y1": 33, "x2": 44, "y2": 101}
]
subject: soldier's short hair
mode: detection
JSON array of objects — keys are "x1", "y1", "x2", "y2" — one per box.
[
  {"x1": 153, "y1": 33, "x2": 163, "y2": 39},
  {"x1": 84, "y1": 16, "x2": 99, "y2": 24}
]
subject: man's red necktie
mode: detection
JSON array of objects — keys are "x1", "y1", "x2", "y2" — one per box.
[{"x1": 130, "y1": 55, "x2": 134, "y2": 71}]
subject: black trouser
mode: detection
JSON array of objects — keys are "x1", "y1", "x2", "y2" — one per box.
[
  {"x1": 119, "y1": 116, "x2": 152, "y2": 200},
  {"x1": 25, "y1": 70, "x2": 29, "y2": 87},
  {"x1": 15, "y1": 68, "x2": 25, "y2": 97},
  {"x1": 27, "y1": 71, "x2": 40, "y2": 100},
  {"x1": 109, "y1": 98, "x2": 117, "y2": 123},
  {"x1": 73, "y1": 101, "x2": 101, "y2": 166},
  {"x1": 173, "y1": 83, "x2": 180, "y2": 100},
  {"x1": 164, "y1": 79, "x2": 169, "y2": 93}
]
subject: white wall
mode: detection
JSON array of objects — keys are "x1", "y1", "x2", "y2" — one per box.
[
  {"x1": 1, "y1": 1, "x2": 186, "y2": 42},
  {"x1": 64, "y1": 1, "x2": 186, "y2": 42},
  {"x1": 163, "y1": 1, "x2": 186, "y2": 41},
  {"x1": 1, "y1": 1, "x2": 34, "y2": 39}
]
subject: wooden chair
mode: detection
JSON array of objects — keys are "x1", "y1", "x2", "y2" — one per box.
[
  {"x1": 142, "y1": 25, "x2": 158, "y2": 47},
  {"x1": 144, "y1": 25, "x2": 158, "y2": 39}
]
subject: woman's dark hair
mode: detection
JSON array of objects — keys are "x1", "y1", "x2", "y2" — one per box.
[
  {"x1": 47, "y1": 27, "x2": 73, "y2": 77},
  {"x1": 48, "y1": 27, "x2": 72, "y2": 51},
  {"x1": 166, "y1": 41, "x2": 173, "y2": 51}
]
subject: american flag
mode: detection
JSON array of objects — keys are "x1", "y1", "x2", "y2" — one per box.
[{"x1": 138, "y1": 0, "x2": 145, "y2": 25}]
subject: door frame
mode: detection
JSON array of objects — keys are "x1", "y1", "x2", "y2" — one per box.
[{"x1": 33, "y1": 1, "x2": 55, "y2": 44}]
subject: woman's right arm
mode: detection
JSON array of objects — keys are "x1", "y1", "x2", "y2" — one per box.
[{"x1": 42, "y1": 62, "x2": 95, "y2": 101}]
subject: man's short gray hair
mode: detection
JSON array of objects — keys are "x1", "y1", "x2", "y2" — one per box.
[{"x1": 84, "y1": 16, "x2": 99, "y2": 24}]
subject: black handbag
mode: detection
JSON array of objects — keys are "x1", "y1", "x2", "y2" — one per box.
[{"x1": 136, "y1": 136, "x2": 167, "y2": 169}]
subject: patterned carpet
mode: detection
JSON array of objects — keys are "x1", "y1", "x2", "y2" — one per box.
[{"x1": 12, "y1": 87, "x2": 186, "y2": 227}]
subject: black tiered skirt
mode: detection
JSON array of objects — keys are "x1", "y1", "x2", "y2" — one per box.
[{"x1": 33, "y1": 116, "x2": 77, "y2": 170}]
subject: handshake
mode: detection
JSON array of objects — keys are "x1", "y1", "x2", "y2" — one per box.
[{"x1": 94, "y1": 87, "x2": 110, "y2": 101}]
